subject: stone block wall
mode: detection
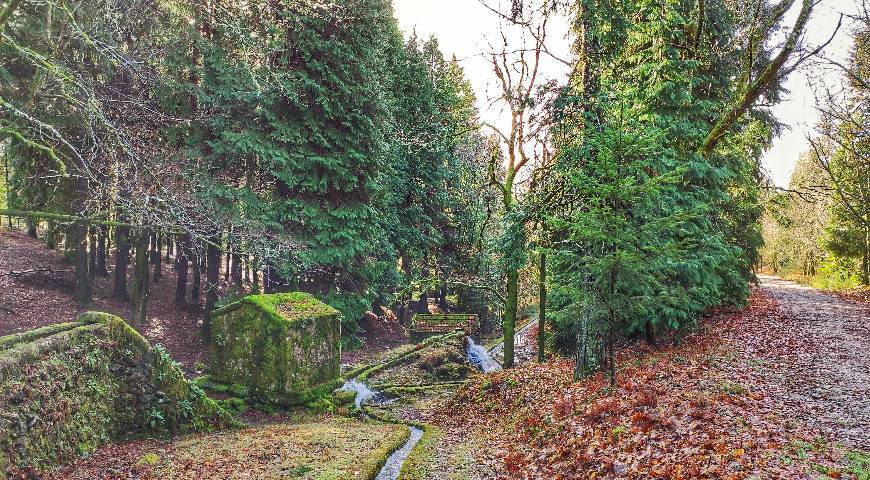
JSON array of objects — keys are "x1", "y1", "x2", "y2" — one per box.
[
  {"x1": 410, "y1": 313, "x2": 480, "y2": 340},
  {"x1": 0, "y1": 312, "x2": 230, "y2": 478}
]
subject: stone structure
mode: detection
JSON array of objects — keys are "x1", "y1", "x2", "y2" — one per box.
[
  {"x1": 209, "y1": 292, "x2": 341, "y2": 404},
  {"x1": 0, "y1": 313, "x2": 229, "y2": 478},
  {"x1": 410, "y1": 313, "x2": 480, "y2": 340}
]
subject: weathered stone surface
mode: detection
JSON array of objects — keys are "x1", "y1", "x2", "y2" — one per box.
[
  {"x1": 0, "y1": 312, "x2": 230, "y2": 478},
  {"x1": 209, "y1": 292, "x2": 341, "y2": 404}
]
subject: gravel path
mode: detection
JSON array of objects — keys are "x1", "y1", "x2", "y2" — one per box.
[{"x1": 758, "y1": 275, "x2": 870, "y2": 450}]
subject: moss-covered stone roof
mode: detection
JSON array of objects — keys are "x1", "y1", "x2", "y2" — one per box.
[{"x1": 211, "y1": 292, "x2": 340, "y2": 327}]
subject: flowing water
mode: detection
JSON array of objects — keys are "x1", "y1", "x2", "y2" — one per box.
[
  {"x1": 466, "y1": 337, "x2": 502, "y2": 373},
  {"x1": 337, "y1": 378, "x2": 378, "y2": 409},
  {"x1": 375, "y1": 426, "x2": 424, "y2": 480}
]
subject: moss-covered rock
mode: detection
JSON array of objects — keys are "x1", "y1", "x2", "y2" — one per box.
[
  {"x1": 209, "y1": 292, "x2": 341, "y2": 405},
  {"x1": 0, "y1": 312, "x2": 231, "y2": 478}
]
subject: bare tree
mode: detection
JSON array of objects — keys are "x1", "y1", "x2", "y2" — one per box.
[{"x1": 479, "y1": 0, "x2": 569, "y2": 367}]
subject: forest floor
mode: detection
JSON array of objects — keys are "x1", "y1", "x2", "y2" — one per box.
[
  {"x1": 447, "y1": 277, "x2": 870, "y2": 479},
  {"x1": 3, "y1": 225, "x2": 869, "y2": 479},
  {"x1": 42, "y1": 415, "x2": 409, "y2": 480}
]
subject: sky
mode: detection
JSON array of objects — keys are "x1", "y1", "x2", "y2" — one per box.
[{"x1": 393, "y1": 0, "x2": 859, "y2": 188}]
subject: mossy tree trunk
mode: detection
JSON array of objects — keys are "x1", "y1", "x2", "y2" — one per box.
[
  {"x1": 131, "y1": 231, "x2": 150, "y2": 325},
  {"x1": 45, "y1": 219, "x2": 59, "y2": 249},
  {"x1": 175, "y1": 234, "x2": 191, "y2": 304},
  {"x1": 191, "y1": 249, "x2": 201, "y2": 301},
  {"x1": 96, "y1": 224, "x2": 108, "y2": 276},
  {"x1": 72, "y1": 221, "x2": 92, "y2": 304},
  {"x1": 63, "y1": 224, "x2": 77, "y2": 263},
  {"x1": 203, "y1": 238, "x2": 221, "y2": 340}
]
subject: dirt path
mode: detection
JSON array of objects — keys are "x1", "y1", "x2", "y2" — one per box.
[{"x1": 758, "y1": 274, "x2": 870, "y2": 450}]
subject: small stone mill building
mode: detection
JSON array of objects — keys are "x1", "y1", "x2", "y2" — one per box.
[{"x1": 209, "y1": 292, "x2": 341, "y2": 404}]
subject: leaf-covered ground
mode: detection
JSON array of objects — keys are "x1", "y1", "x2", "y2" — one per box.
[
  {"x1": 0, "y1": 228, "x2": 209, "y2": 373},
  {"x1": 437, "y1": 281, "x2": 869, "y2": 479},
  {"x1": 39, "y1": 416, "x2": 408, "y2": 480}
]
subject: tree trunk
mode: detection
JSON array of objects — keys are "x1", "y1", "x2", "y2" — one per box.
[
  {"x1": 45, "y1": 219, "x2": 58, "y2": 249},
  {"x1": 502, "y1": 269, "x2": 519, "y2": 369},
  {"x1": 437, "y1": 279, "x2": 448, "y2": 310},
  {"x1": 2, "y1": 148, "x2": 10, "y2": 229},
  {"x1": 131, "y1": 231, "x2": 150, "y2": 325},
  {"x1": 418, "y1": 255, "x2": 430, "y2": 313},
  {"x1": 251, "y1": 256, "x2": 260, "y2": 293},
  {"x1": 151, "y1": 233, "x2": 162, "y2": 283},
  {"x1": 166, "y1": 235, "x2": 173, "y2": 261},
  {"x1": 88, "y1": 225, "x2": 97, "y2": 279},
  {"x1": 607, "y1": 330, "x2": 616, "y2": 387},
  {"x1": 538, "y1": 250, "x2": 546, "y2": 363},
  {"x1": 26, "y1": 219, "x2": 37, "y2": 238},
  {"x1": 191, "y1": 250, "x2": 201, "y2": 301},
  {"x1": 72, "y1": 221, "x2": 91, "y2": 304},
  {"x1": 863, "y1": 226, "x2": 870, "y2": 286},
  {"x1": 112, "y1": 223, "x2": 130, "y2": 301},
  {"x1": 203, "y1": 239, "x2": 221, "y2": 340},
  {"x1": 224, "y1": 244, "x2": 231, "y2": 282},
  {"x1": 96, "y1": 224, "x2": 108, "y2": 276},
  {"x1": 63, "y1": 225, "x2": 76, "y2": 263},
  {"x1": 175, "y1": 235, "x2": 191, "y2": 304},
  {"x1": 644, "y1": 319, "x2": 657, "y2": 347},
  {"x1": 231, "y1": 252, "x2": 242, "y2": 290}
]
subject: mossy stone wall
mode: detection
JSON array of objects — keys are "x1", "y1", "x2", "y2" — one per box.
[
  {"x1": 209, "y1": 292, "x2": 341, "y2": 404},
  {"x1": 0, "y1": 312, "x2": 230, "y2": 478},
  {"x1": 410, "y1": 314, "x2": 480, "y2": 340}
]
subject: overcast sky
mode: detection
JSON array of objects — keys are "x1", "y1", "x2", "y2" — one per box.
[{"x1": 392, "y1": 0, "x2": 859, "y2": 188}]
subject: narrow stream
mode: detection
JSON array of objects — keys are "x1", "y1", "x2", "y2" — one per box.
[
  {"x1": 375, "y1": 426, "x2": 424, "y2": 480},
  {"x1": 338, "y1": 333, "x2": 502, "y2": 479}
]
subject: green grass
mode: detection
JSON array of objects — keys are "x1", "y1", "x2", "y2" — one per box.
[
  {"x1": 399, "y1": 426, "x2": 482, "y2": 480},
  {"x1": 150, "y1": 416, "x2": 408, "y2": 480},
  {"x1": 399, "y1": 426, "x2": 443, "y2": 480},
  {"x1": 846, "y1": 451, "x2": 870, "y2": 480}
]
